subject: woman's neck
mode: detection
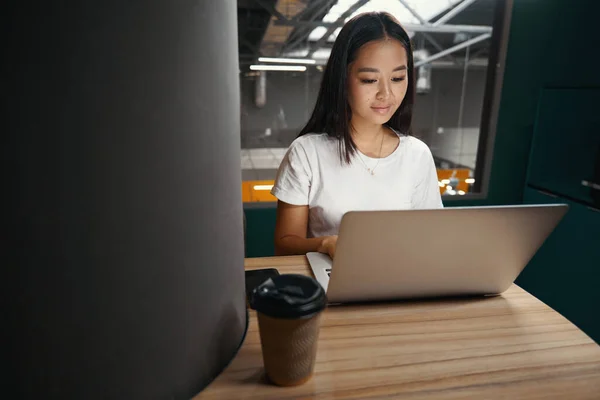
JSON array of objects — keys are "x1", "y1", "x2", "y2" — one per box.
[{"x1": 350, "y1": 119, "x2": 385, "y2": 144}]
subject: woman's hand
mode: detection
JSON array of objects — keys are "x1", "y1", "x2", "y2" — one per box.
[
  {"x1": 318, "y1": 235, "x2": 338, "y2": 259},
  {"x1": 274, "y1": 201, "x2": 339, "y2": 257}
]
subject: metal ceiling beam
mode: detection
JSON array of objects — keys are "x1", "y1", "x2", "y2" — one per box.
[
  {"x1": 396, "y1": 0, "x2": 427, "y2": 25},
  {"x1": 253, "y1": 0, "x2": 289, "y2": 21},
  {"x1": 263, "y1": 0, "x2": 491, "y2": 59},
  {"x1": 414, "y1": 32, "x2": 491, "y2": 67},
  {"x1": 468, "y1": 46, "x2": 488, "y2": 62},
  {"x1": 402, "y1": 23, "x2": 491, "y2": 33},
  {"x1": 258, "y1": 0, "x2": 310, "y2": 57},
  {"x1": 395, "y1": 0, "x2": 458, "y2": 64},
  {"x1": 421, "y1": 33, "x2": 451, "y2": 61},
  {"x1": 291, "y1": 0, "x2": 334, "y2": 22},
  {"x1": 306, "y1": 0, "x2": 371, "y2": 57},
  {"x1": 276, "y1": 20, "x2": 492, "y2": 34},
  {"x1": 428, "y1": 1, "x2": 460, "y2": 22},
  {"x1": 284, "y1": 0, "x2": 336, "y2": 53},
  {"x1": 433, "y1": 0, "x2": 479, "y2": 26}
]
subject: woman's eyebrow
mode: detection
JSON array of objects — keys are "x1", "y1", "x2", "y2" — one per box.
[{"x1": 357, "y1": 65, "x2": 407, "y2": 73}]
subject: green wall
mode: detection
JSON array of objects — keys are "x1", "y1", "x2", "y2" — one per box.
[{"x1": 244, "y1": 206, "x2": 277, "y2": 258}]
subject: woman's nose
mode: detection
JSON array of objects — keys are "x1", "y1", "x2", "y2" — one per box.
[{"x1": 376, "y1": 81, "x2": 391, "y2": 100}]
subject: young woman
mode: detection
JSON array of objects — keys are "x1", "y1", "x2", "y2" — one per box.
[{"x1": 271, "y1": 12, "x2": 443, "y2": 258}]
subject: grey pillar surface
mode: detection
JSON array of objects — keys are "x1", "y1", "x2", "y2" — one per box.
[{"x1": 7, "y1": 1, "x2": 246, "y2": 398}]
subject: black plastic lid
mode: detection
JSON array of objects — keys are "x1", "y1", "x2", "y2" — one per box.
[{"x1": 249, "y1": 274, "x2": 327, "y2": 319}]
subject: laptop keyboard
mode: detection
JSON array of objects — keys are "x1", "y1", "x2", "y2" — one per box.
[{"x1": 326, "y1": 268, "x2": 331, "y2": 277}]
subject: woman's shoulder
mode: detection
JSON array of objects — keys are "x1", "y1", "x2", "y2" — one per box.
[
  {"x1": 387, "y1": 127, "x2": 430, "y2": 154},
  {"x1": 400, "y1": 134, "x2": 434, "y2": 156},
  {"x1": 289, "y1": 133, "x2": 336, "y2": 153},
  {"x1": 291, "y1": 132, "x2": 331, "y2": 145}
]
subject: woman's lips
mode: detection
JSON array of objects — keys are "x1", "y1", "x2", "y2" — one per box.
[{"x1": 371, "y1": 105, "x2": 391, "y2": 114}]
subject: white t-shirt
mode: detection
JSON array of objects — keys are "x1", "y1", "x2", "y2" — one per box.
[{"x1": 271, "y1": 132, "x2": 443, "y2": 238}]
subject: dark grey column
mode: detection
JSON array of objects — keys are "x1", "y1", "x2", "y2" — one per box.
[{"x1": 6, "y1": 1, "x2": 246, "y2": 398}]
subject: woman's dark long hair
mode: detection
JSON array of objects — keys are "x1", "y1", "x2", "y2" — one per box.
[{"x1": 298, "y1": 12, "x2": 415, "y2": 164}]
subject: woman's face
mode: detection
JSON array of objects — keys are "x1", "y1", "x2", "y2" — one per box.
[{"x1": 347, "y1": 38, "x2": 408, "y2": 128}]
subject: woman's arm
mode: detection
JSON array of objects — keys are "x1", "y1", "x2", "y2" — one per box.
[{"x1": 274, "y1": 200, "x2": 337, "y2": 257}]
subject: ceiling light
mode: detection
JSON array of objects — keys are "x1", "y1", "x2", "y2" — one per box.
[
  {"x1": 250, "y1": 65, "x2": 307, "y2": 72},
  {"x1": 258, "y1": 57, "x2": 316, "y2": 65}
]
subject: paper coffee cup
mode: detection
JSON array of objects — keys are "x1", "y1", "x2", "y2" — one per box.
[{"x1": 250, "y1": 274, "x2": 327, "y2": 386}]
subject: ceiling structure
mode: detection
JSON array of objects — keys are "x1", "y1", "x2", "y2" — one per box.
[{"x1": 237, "y1": 0, "x2": 497, "y2": 70}]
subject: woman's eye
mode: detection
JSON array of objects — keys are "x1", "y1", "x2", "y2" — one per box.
[{"x1": 361, "y1": 77, "x2": 405, "y2": 84}]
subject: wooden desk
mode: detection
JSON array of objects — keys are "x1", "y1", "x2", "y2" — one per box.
[{"x1": 197, "y1": 256, "x2": 600, "y2": 399}]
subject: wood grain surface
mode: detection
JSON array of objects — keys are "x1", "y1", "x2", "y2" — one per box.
[{"x1": 196, "y1": 256, "x2": 600, "y2": 399}]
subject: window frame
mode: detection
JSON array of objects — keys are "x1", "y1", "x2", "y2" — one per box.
[{"x1": 467, "y1": 0, "x2": 514, "y2": 198}]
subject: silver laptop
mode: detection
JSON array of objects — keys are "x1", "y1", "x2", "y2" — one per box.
[{"x1": 307, "y1": 204, "x2": 568, "y2": 303}]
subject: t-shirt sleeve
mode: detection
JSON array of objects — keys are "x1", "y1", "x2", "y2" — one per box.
[
  {"x1": 412, "y1": 144, "x2": 444, "y2": 209},
  {"x1": 270, "y1": 140, "x2": 312, "y2": 205}
]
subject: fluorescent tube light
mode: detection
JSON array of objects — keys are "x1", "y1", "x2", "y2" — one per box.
[
  {"x1": 250, "y1": 65, "x2": 307, "y2": 71},
  {"x1": 253, "y1": 185, "x2": 274, "y2": 191},
  {"x1": 258, "y1": 57, "x2": 316, "y2": 65}
]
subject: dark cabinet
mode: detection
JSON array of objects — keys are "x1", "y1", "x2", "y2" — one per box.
[{"x1": 526, "y1": 88, "x2": 600, "y2": 208}]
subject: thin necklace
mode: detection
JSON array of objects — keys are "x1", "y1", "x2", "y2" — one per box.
[{"x1": 356, "y1": 130, "x2": 385, "y2": 176}]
